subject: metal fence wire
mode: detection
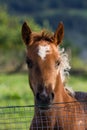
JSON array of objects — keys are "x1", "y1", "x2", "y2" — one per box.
[
  {"x1": 0, "y1": 105, "x2": 34, "y2": 130},
  {"x1": 0, "y1": 101, "x2": 87, "y2": 130}
]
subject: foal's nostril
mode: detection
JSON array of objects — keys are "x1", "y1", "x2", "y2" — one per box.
[
  {"x1": 49, "y1": 92, "x2": 54, "y2": 101},
  {"x1": 36, "y1": 92, "x2": 40, "y2": 100},
  {"x1": 51, "y1": 92, "x2": 54, "y2": 100}
]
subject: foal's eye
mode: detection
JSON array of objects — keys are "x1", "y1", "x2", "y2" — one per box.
[
  {"x1": 55, "y1": 60, "x2": 60, "y2": 68},
  {"x1": 26, "y1": 58, "x2": 33, "y2": 68}
]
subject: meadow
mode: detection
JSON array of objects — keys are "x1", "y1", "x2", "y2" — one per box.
[
  {"x1": 0, "y1": 73, "x2": 87, "y2": 106},
  {"x1": 0, "y1": 73, "x2": 87, "y2": 129}
]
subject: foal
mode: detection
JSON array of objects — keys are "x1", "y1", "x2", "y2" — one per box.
[{"x1": 22, "y1": 22, "x2": 86, "y2": 130}]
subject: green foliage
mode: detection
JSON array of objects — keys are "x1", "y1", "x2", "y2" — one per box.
[
  {"x1": 0, "y1": 8, "x2": 20, "y2": 49},
  {"x1": 71, "y1": 57, "x2": 87, "y2": 70},
  {"x1": 63, "y1": 39, "x2": 81, "y2": 56},
  {"x1": 0, "y1": 7, "x2": 41, "y2": 50}
]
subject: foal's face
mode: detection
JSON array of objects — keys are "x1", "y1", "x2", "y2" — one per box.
[
  {"x1": 22, "y1": 22, "x2": 64, "y2": 108},
  {"x1": 26, "y1": 41, "x2": 60, "y2": 105}
]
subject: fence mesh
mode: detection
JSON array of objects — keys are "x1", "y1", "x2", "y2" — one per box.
[
  {"x1": 0, "y1": 105, "x2": 34, "y2": 130},
  {"x1": 0, "y1": 101, "x2": 87, "y2": 130}
]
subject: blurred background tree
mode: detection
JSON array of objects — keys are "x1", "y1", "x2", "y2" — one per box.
[
  {"x1": 0, "y1": 0, "x2": 87, "y2": 72},
  {"x1": 0, "y1": 6, "x2": 42, "y2": 72}
]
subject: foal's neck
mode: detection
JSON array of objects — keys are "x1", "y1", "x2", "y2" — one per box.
[{"x1": 54, "y1": 73, "x2": 75, "y2": 103}]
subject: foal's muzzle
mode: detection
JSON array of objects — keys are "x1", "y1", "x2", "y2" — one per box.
[{"x1": 36, "y1": 91, "x2": 54, "y2": 109}]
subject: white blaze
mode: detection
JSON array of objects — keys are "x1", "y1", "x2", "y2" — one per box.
[{"x1": 38, "y1": 45, "x2": 51, "y2": 60}]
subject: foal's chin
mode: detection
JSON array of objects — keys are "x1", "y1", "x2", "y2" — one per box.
[{"x1": 36, "y1": 101, "x2": 53, "y2": 110}]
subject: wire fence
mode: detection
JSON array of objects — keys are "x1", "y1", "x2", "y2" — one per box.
[
  {"x1": 0, "y1": 105, "x2": 34, "y2": 130},
  {"x1": 0, "y1": 101, "x2": 87, "y2": 130}
]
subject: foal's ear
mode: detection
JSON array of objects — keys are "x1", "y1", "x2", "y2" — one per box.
[
  {"x1": 22, "y1": 22, "x2": 31, "y2": 45},
  {"x1": 54, "y1": 22, "x2": 64, "y2": 45}
]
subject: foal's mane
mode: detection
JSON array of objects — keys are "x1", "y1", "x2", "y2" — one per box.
[{"x1": 59, "y1": 47, "x2": 71, "y2": 84}]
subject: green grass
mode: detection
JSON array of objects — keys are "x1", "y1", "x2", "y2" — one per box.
[
  {"x1": 68, "y1": 75, "x2": 87, "y2": 91},
  {"x1": 0, "y1": 74, "x2": 34, "y2": 129},
  {"x1": 0, "y1": 74, "x2": 34, "y2": 106},
  {"x1": 0, "y1": 73, "x2": 87, "y2": 106}
]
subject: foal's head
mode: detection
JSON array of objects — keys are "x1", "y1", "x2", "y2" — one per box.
[{"x1": 22, "y1": 22, "x2": 66, "y2": 109}]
